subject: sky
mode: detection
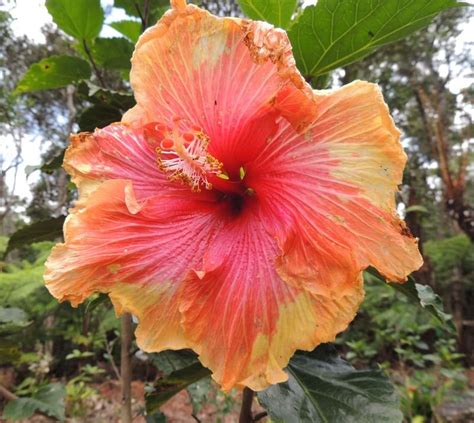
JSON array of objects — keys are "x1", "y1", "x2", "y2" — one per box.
[{"x1": 1, "y1": 0, "x2": 473, "y2": 204}]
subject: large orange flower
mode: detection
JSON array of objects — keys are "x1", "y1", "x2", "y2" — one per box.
[{"x1": 45, "y1": 0, "x2": 422, "y2": 391}]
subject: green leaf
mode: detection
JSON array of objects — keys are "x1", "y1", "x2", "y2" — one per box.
[
  {"x1": 41, "y1": 150, "x2": 66, "y2": 173},
  {"x1": 0, "y1": 307, "x2": 31, "y2": 335},
  {"x1": 84, "y1": 293, "x2": 111, "y2": 315},
  {"x1": 25, "y1": 150, "x2": 66, "y2": 177},
  {"x1": 238, "y1": 0, "x2": 297, "y2": 28},
  {"x1": 415, "y1": 283, "x2": 455, "y2": 328},
  {"x1": 109, "y1": 20, "x2": 142, "y2": 43},
  {"x1": 46, "y1": 0, "x2": 104, "y2": 40},
  {"x1": 150, "y1": 349, "x2": 200, "y2": 375},
  {"x1": 15, "y1": 55, "x2": 91, "y2": 94},
  {"x1": 146, "y1": 362, "x2": 211, "y2": 414},
  {"x1": 3, "y1": 383, "x2": 66, "y2": 421},
  {"x1": 0, "y1": 307, "x2": 29, "y2": 325},
  {"x1": 92, "y1": 37, "x2": 134, "y2": 70},
  {"x1": 114, "y1": 0, "x2": 169, "y2": 26},
  {"x1": 405, "y1": 205, "x2": 429, "y2": 214},
  {"x1": 0, "y1": 339, "x2": 23, "y2": 365},
  {"x1": 78, "y1": 104, "x2": 123, "y2": 132},
  {"x1": 367, "y1": 268, "x2": 455, "y2": 330},
  {"x1": 258, "y1": 344, "x2": 402, "y2": 423},
  {"x1": 289, "y1": 0, "x2": 465, "y2": 78},
  {"x1": 78, "y1": 82, "x2": 136, "y2": 110},
  {"x1": 3, "y1": 217, "x2": 65, "y2": 257}
]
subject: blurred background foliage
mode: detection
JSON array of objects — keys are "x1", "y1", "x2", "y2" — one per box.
[{"x1": 0, "y1": 0, "x2": 473, "y2": 421}]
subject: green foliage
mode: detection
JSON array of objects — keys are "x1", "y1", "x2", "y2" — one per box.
[
  {"x1": 3, "y1": 382, "x2": 66, "y2": 421},
  {"x1": 76, "y1": 83, "x2": 135, "y2": 131},
  {"x1": 425, "y1": 235, "x2": 474, "y2": 285},
  {"x1": 3, "y1": 217, "x2": 65, "y2": 257},
  {"x1": 46, "y1": 0, "x2": 104, "y2": 41},
  {"x1": 78, "y1": 104, "x2": 123, "y2": 131},
  {"x1": 14, "y1": 55, "x2": 91, "y2": 94},
  {"x1": 367, "y1": 268, "x2": 454, "y2": 329},
  {"x1": 0, "y1": 242, "x2": 54, "y2": 309},
  {"x1": 109, "y1": 20, "x2": 142, "y2": 43},
  {"x1": 0, "y1": 306, "x2": 30, "y2": 334},
  {"x1": 146, "y1": 362, "x2": 212, "y2": 414},
  {"x1": 238, "y1": 0, "x2": 297, "y2": 28},
  {"x1": 25, "y1": 150, "x2": 66, "y2": 176},
  {"x1": 400, "y1": 368, "x2": 467, "y2": 421},
  {"x1": 0, "y1": 236, "x2": 8, "y2": 255},
  {"x1": 150, "y1": 349, "x2": 200, "y2": 375},
  {"x1": 288, "y1": 0, "x2": 464, "y2": 79},
  {"x1": 79, "y1": 83, "x2": 135, "y2": 110},
  {"x1": 65, "y1": 364, "x2": 104, "y2": 416},
  {"x1": 113, "y1": 0, "x2": 169, "y2": 26},
  {"x1": 258, "y1": 344, "x2": 402, "y2": 423},
  {"x1": 92, "y1": 37, "x2": 134, "y2": 70},
  {"x1": 339, "y1": 281, "x2": 467, "y2": 420}
]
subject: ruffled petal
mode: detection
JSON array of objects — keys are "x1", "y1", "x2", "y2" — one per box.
[
  {"x1": 44, "y1": 179, "x2": 221, "y2": 351},
  {"x1": 179, "y1": 207, "x2": 364, "y2": 391},
  {"x1": 126, "y1": 2, "x2": 315, "y2": 145},
  {"x1": 247, "y1": 80, "x2": 422, "y2": 288},
  {"x1": 64, "y1": 124, "x2": 173, "y2": 200}
]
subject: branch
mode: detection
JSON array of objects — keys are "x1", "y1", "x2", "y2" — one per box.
[
  {"x1": 143, "y1": 0, "x2": 150, "y2": 30},
  {"x1": 105, "y1": 337, "x2": 121, "y2": 382},
  {"x1": 82, "y1": 39, "x2": 106, "y2": 88},
  {"x1": 121, "y1": 313, "x2": 133, "y2": 423},
  {"x1": 0, "y1": 384, "x2": 17, "y2": 401},
  {"x1": 239, "y1": 387, "x2": 254, "y2": 423},
  {"x1": 133, "y1": 1, "x2": 146, "y2": 31}
]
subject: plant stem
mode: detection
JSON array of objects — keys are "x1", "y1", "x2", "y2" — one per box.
[
  {"x1": 82, "y1": 39, "x2": 106, "y2": 88},
  {"x1": 239, "y1": 387, "x2": 254, "y2": 423},
  {"x1": 120, "y1": 313, "x2": 133, "y2": 423},
  {"x1": 0, "y1": 384, "x2": 17, "y2": 401}
]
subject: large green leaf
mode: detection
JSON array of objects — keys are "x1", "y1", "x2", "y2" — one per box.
[
  {"x1": 367, "y1": 268, "x2": 455, "y2": 330},
  {"x1": 238, "y1": 0, "x2": 298, "y2": 28},
  {"x1": 46, "y1": 0, "x2": 104, "y2": 40},
  {"x1": 258, "y1": 345, "x2": 402, "y2": 423},
  {"x1": 3, "y1": 217, "x2": 65, "y2": 257},
  {"x1": 15, "y1": 55, "x2": 91, "y2": 94},
  {"x1": 289, "y1": 0, "x2": 464, "y2": 78},
  {"x1": 109, "y1": 20, "x2": 142, "y2": 43},
  {"x1": 92, "y1": 37, "x2": 134, "y2": 70},
  {"x1": 3, "y1": 383, "x2": 66, "y2": 421},
  {"x1": 146, "y1": 362, "x2": 211, "y2": 414}
]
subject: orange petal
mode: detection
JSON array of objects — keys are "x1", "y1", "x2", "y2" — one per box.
[
  {"x1": 179, "y1": 212, "x2": 364, "y2": 391},
  {"x1": 64, "y1": 124, "x2": 172, "y2": 200},
  {"x1": 44, "y1": 179, "x2": 221, "y2": 351},
  {"x1": 247, "y1": 81, "x2": 422, "y2": 290},
  {"x1": 126, "y1": 2, "x2": 315, "y2": 138}
]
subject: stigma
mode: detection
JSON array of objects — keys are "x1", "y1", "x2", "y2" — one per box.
[{"x1": 144, "y1": 118, "x2": 222, "y2": 191}]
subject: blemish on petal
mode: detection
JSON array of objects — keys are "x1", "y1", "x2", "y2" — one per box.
[{"x1": 108, "y1": 263, "x2": 121, "y2": 275}]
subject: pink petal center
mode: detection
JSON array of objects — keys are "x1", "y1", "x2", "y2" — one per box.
[{"x1": 144, "y1": 117, "x2": 259, "y2": 198}]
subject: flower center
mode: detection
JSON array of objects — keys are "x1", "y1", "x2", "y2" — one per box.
[
  {"x1": 144, "y1": 118, "x2": 221, "y2": 192},
  {"x1": 144, "y1": 118, "x2": 254, "y2": 197}
]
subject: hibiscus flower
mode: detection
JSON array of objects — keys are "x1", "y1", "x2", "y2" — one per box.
[{"x1": 44, "y1": 0, "x2": 422, "y2": 391}]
